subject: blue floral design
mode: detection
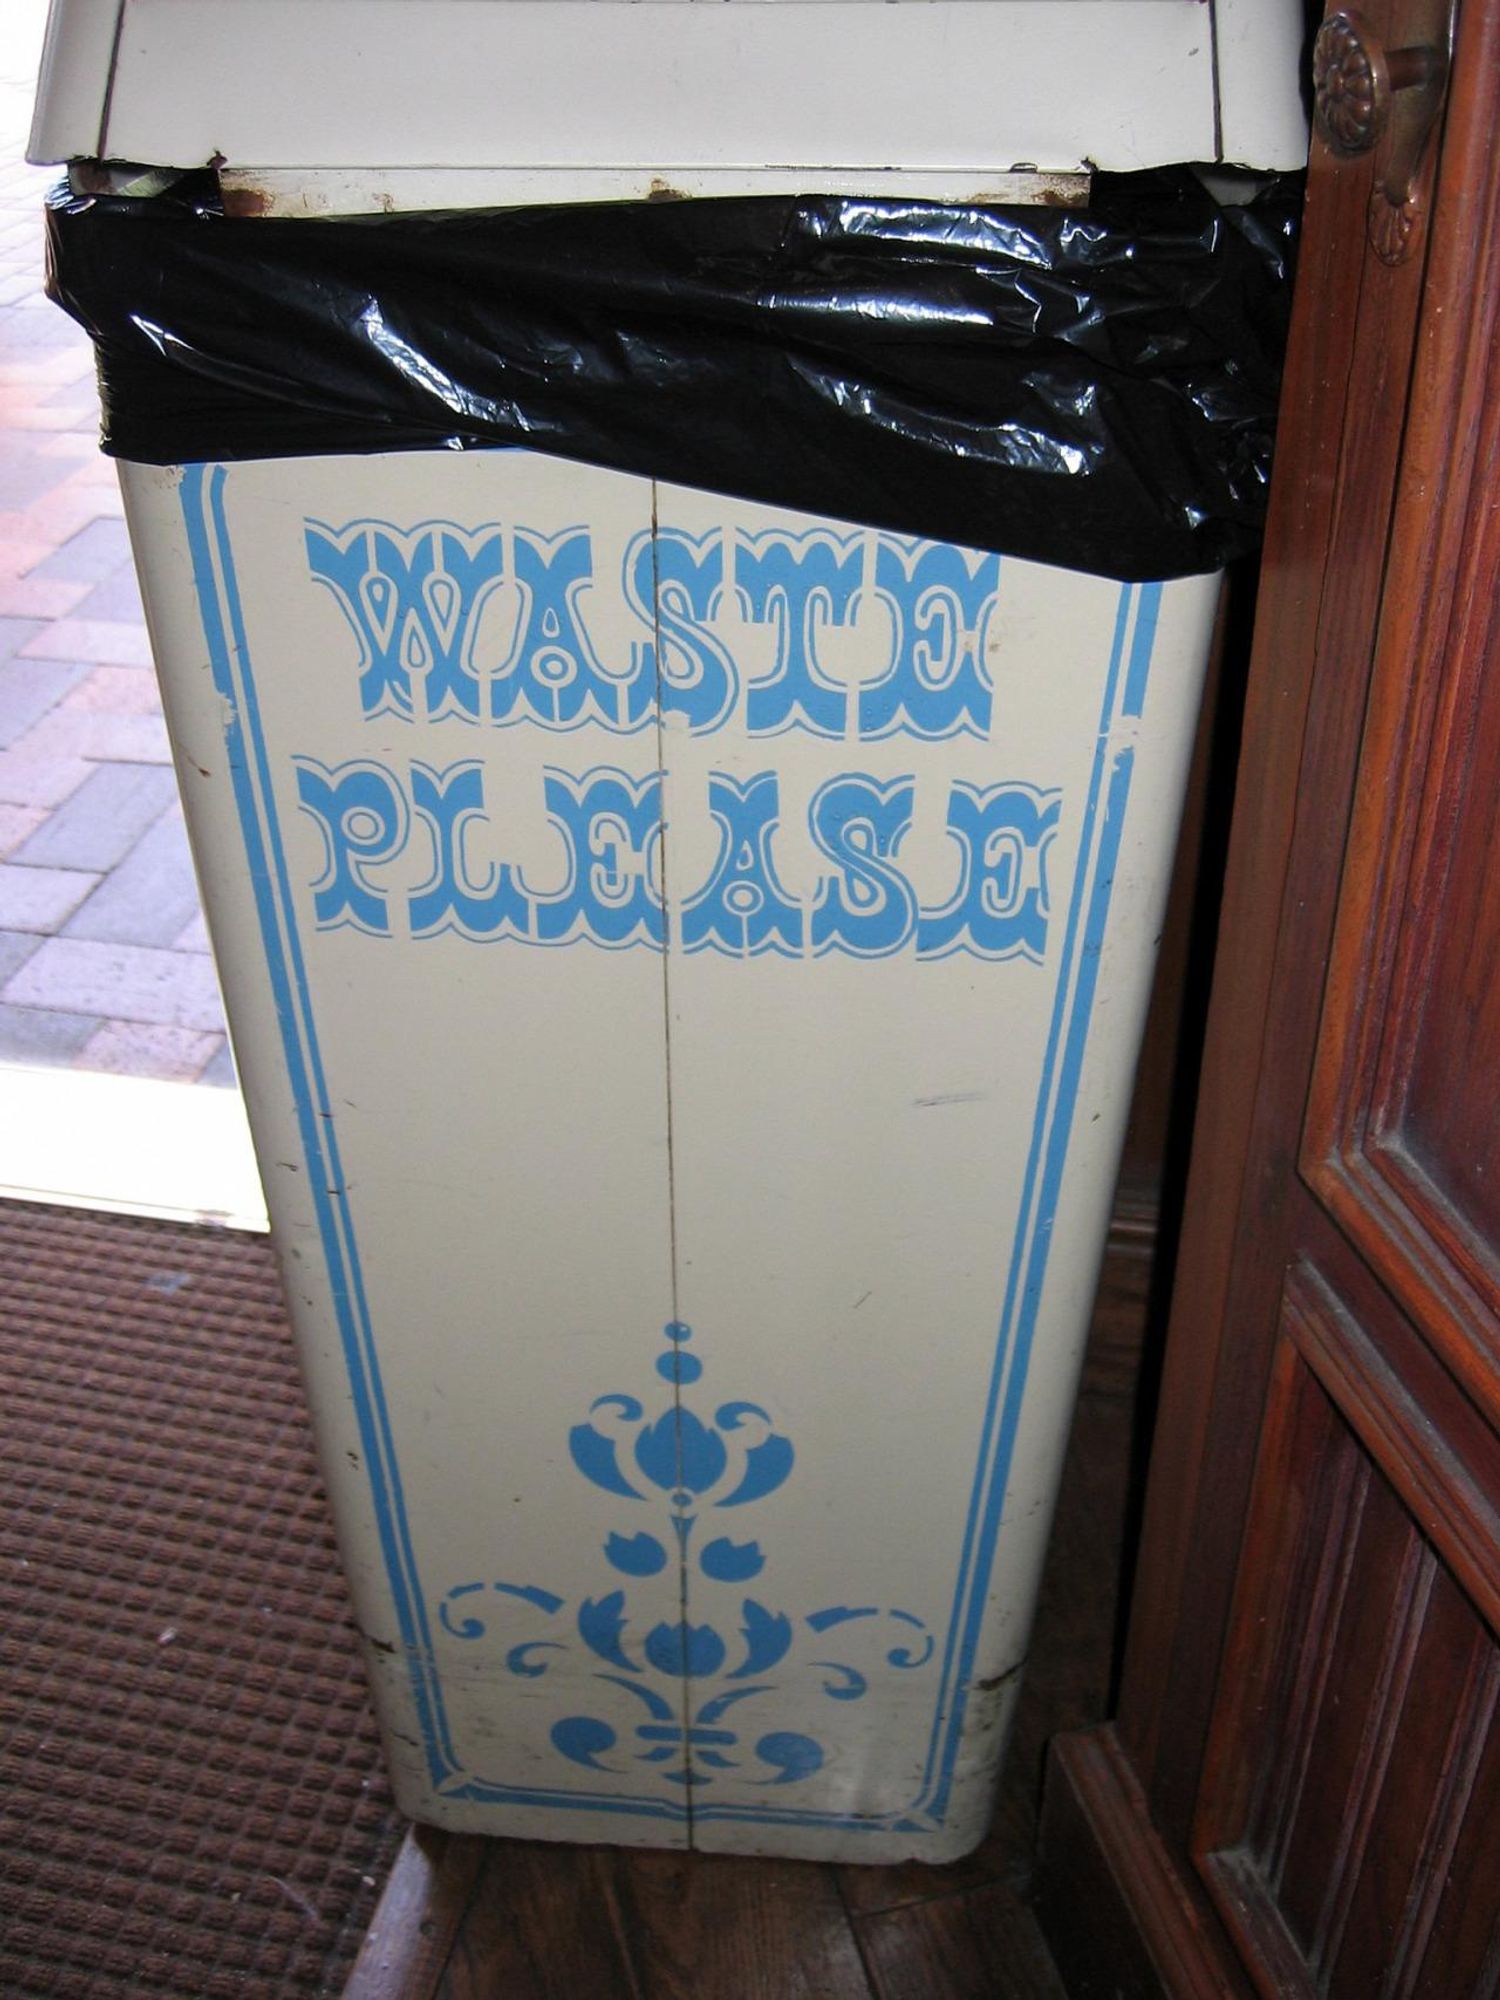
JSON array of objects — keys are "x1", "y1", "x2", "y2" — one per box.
[{"x1": 438, "y1": 1320, "x2": 932, "y2": 1794}]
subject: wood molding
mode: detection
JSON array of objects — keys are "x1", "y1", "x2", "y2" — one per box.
[
  {"x1": 1109, "y1": 1181, "x2": 1160, "y2": 1253},
  {"x1": 1116, "y1": 0, "x2": 1445, "y2": 1840},
  {"x1": 1042, "y1": 7, "x2": 1500, "y2": 1996},
  {"x1": 1301, "y1": 0, "x2": 1500, "y2": 1412},
  {"x1": 1036, "y1": 1726, "x2": 1250, "y2": 2000},
  {"x1": 1189, "y1": 1261, "x2": 1500, "y2": 1998}
]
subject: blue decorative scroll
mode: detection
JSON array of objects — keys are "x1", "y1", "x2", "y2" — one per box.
[{"x1": 438, "y1": 1321, "x2": 933, "y2": 1795}]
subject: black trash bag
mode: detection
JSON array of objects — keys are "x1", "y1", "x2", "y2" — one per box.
[{"x1": 45, "y1": 168, "x2": 1300, "y2": 581}]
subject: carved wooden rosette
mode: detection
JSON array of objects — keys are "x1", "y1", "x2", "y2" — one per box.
[{"x1": 1313, "y1": 5, "x2": 1454, "y2": 266}]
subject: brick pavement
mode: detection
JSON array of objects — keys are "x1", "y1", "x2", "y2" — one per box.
[{"x1": 0, "y1": 13, "x2": 232, "y2": 1089}]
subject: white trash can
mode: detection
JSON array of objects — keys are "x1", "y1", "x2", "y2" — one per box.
[{"x1": 32, "y1": 0, "x2": 1306, "y2": 1863}]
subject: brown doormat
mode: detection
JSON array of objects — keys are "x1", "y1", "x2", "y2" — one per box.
[{"x1": 0, "y1": 1198, "x2": 405, "y2": 1999}]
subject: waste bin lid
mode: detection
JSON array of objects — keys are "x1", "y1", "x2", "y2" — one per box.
[{"x1": 32, "y1": 0, "x2": 1308, "y2": 207}]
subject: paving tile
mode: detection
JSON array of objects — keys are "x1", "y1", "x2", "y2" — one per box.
[
  {"x1": 73, "y1": 562, "x2": 144, "y2": 623},
  {"x1": 0, "y1": 303, "x2": 87, "y2": 351},
  {"x1": 68, "y1": 454, "x2": 129, "y2": 492},
  {"x1": 0, "y1": 536, "x2": 57, "y2": 575},
  {"x1": 0, "y1": 800, "x2": 45, "y2": 855},
  {"x1": 0, "y1": 352, "x2": 95, "y2": 389},
  {"x1": 18, "y1": 615, "x2": 152, "y2": 667},
  {"x1": 198, "y1": 1038, "x2": 238, "y2": 1088},
  {"x1": 0, "y1": 927, "x2": 41, "y2": 984},
  {"x1": 4, "y1": 937, "x2": 226, "y2": 1030},
  {"x1": 28, "y1": 515, "x2": 132, "y2": 583},
  {"x1": 35, "y1": 429, "x2": 101, "y2": 461},
  {"x1": 0, "y1": 656, "x2": 90, "y2": 748},
  {"x1": 38, "y1": 373, "x2": 97, "y2": 410},
  {"x1": 64, "y1": 808, "x2": 201, "y2": 947},
  {"x1": 14, "y1": 708, "x2": 172, "y2": 764},
  {"x1": 75, "y1": 1020, "x2": 222, "y2": 1082},
  {"x1": 0, "y1": 501, "x2": 108, "y2": 557},
  {"x1": 1, "y1": 487, "x2": 125, "y2": 544},
  {"x1": 0, "y1": 570, "x2": 90, "y2": 617},
  {"x1": 172, "y1": 909, "x2": 211, "y2": 953},
  {"x1": 9, "y1": 761, "x2": 177, "y2": 868},
  {"x1": 0, "y1": 444, "x2": 71, "y2": 510},
  {"x1": 59, "y1": 666, "x2": 161, "y2": 717},
  {"x1": 0, "y1": 860, "x2": 99, "y2": 932},
  {"x1": 0, "y1": 742, "x2": 90, "y2": 808},
  {"x1": 0, "y1": 614, "x2": 43, "y2": 663},
  {"x1": 0, "y1": 398, "x2": 95, "y2": 430},
  {"x1": 0, "y1": 1000, "x2": 102, "y2": 1063}
]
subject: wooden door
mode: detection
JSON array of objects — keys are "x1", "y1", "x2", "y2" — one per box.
[{"x1": 1037, "y1": 0, "x2": 1500, "y2": 1991}]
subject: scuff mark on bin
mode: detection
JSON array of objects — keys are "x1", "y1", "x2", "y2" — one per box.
[{"x1": 971, "y1": 1661, "x2": 1024, "y2": 1696}]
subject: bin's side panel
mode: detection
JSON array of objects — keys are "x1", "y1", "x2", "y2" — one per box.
[
  {"x1": 119, "y1": 451, "x2": 695, "y2": 1847},
  {"x1": 649, "y1": 483, "x2": 1220, "y2": 1860}
]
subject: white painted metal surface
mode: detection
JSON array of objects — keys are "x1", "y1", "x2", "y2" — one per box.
[
  {"x1": 119, "y1": 449, "x2": 1218, "y2": 1858},
  {"x1": 1216, "y1": 0, "x2": 1315, "y2": 170},
  {"x1": 30, "y1": 0, "x2": 1308, "y2": 185}
]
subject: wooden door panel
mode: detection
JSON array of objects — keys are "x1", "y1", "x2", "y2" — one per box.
[
  {"x1": 1115, "y1": 0, "x2": 1444, "y2": 1844},
  {"x1": 1037, "y1": 6, "x2": 1500, "y2": 1990},
  {"x1": 1194, "y1": 1264, "x2": 1500, "y2": 2000},
  {"x1": 1302, "y1": 49, "x2": 1500, "y2": 1407}
]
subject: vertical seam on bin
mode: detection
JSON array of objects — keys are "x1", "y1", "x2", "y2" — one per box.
[
  {"x1": 648, "y1": 478, "x2": 698, "y2": 1837},
  {"x1": 94, "y1": 1, "x2": 130, "y2": 166},
  {"x1": 1208, "y1": 0, "x2": 1226, "y2": 165}
]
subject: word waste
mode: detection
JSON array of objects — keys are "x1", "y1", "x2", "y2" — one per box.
[{"x1": 292, "y1": 516, "x2": 1065, "y2": 963}]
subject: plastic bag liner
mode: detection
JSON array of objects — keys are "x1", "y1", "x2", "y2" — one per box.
[{"x1": 45, "y1": 168, "x2": 1299, "y2": 582}]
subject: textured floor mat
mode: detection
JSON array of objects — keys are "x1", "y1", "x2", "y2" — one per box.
[{"x1": 0, "y1": 1199, "x2": 404, "y2": 1999}]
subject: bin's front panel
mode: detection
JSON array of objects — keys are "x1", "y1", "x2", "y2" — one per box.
[{"x1": 122, "y1": 449, "x2": 1216, "y2": 1862}]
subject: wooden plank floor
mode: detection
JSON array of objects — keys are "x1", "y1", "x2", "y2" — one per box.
[{"x1": 344, "y1": 1237, "x2": 1153, "y2": 2000}]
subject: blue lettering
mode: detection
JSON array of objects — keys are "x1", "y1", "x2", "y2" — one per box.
[
  {"x1": 493, "y1": 530, "x2": 650, "y2": 732},
  {"x1": 737, "y1": 530, "x2": 861, "y2": 738},
  {"x1": 293, "y1": 762, "x2": 1065, "y2": 960},
  {"x1": 408, "y1": 761, "x2": 530, "y2": 940},
  {"x1": 306, "y1": 519, "x2": 502, "y2": 722},
  {"x1": 859, "y1": 540, "x2": 998, "y2": 740},
  {"x1": 809, "y1": 774, "x2": 917, "y2": 958},
  {"x1": 917, "y1": 781, "x2": 1058, "y2": 961},
  {"x1": 294, "y1": 758, "x2": 407, "y2": 934},
  {"x1": 625, "y1": 528, "x2": 738, "y2": 733},
  {"x1": 530, "y1": 768, "x2": 666, "y2": 949},
  {"x1": 682, "y1": 772, "x2": 804, "y2": 958}
]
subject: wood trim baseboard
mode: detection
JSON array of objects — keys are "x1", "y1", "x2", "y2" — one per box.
[
  {"x1": 1035, "y1": 1724, "x2": 1249, "y2": 2000},
  {"x1": 341, "y1": 1825, "x2": 487, "y2": 2000},
  {"x1": 1109, "y1": 1181, "x2": 1161, "y2": 1253}
]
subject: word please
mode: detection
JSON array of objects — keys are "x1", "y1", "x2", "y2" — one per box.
[
  {"x1": 306, "y1": 519, "x2": 1001, "y2": 740},
  {"x1": 296, "y1": 759, "x2": 1059, "y2": 962}
]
